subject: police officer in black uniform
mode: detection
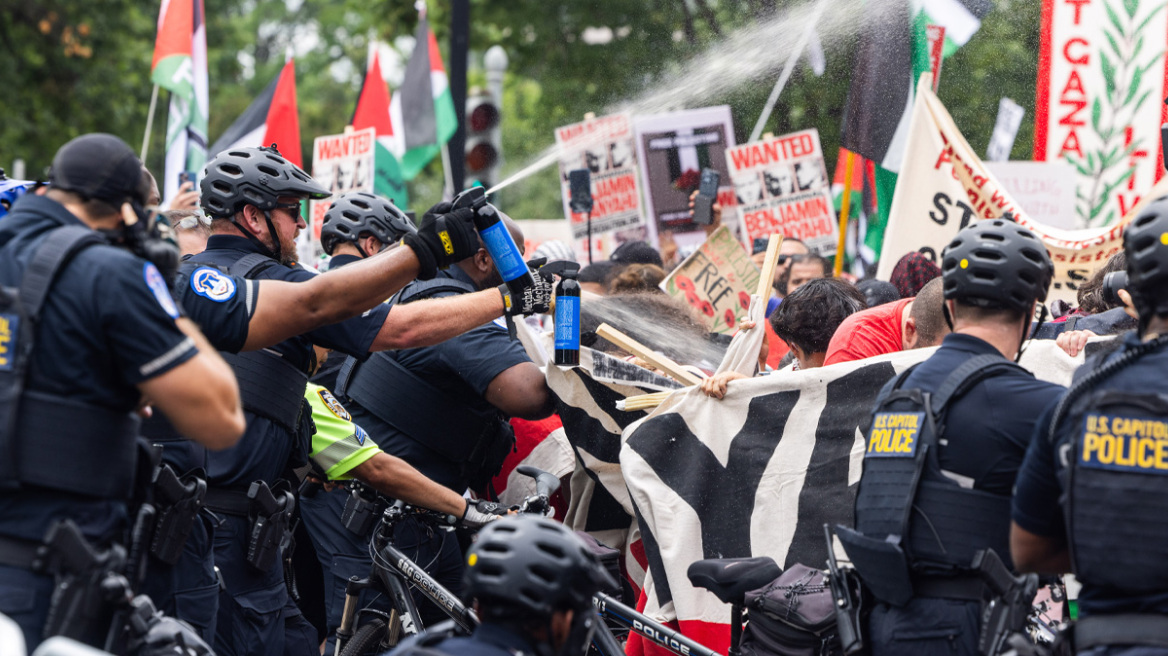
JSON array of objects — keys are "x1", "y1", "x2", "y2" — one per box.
[
  {"x1": 0, "y1": 133, "x2": 245, "y2": 651},
  {"x1": 1012, "y1": 198, "x2": 1168, "y2": 656},
  {"x1": 388, "y1": 515, "x2": 616, "y2": 656},
  {"x1": 170, "y1": 145, "x2": 551, "y2": 656},
  {"x1": 835, "y1": 219, "x2": 1064, "y2": 656},
  {"x1": 331, "y1": 206, "x2": 554, "y2": 628}
]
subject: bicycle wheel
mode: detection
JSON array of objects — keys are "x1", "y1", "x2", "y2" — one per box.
[{"x1": 340, "y1": 619, "x2": 389, "y2": 656}]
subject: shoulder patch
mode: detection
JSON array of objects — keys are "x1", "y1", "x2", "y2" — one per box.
[
  {"x1": 317, "y1": 388, "x2": 352, "y2": 422},
  {"x1": 190, "y1": 267, "x2": 238, "y2": 303},
  {"x1": 144, "y1": 263, "x2": 180, "y2": 319},
  {"x1": 353, "y1": 424, "x2": 368, "y2": 446}
]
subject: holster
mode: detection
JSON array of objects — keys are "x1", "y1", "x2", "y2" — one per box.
[
  {"x1": 974, "y1": 549, "x2": 1039, "y2": 656},
  {"x1": 834, "y1": 525, "x2": 914, "y2": 607},
  {"x1": 149, "y1": 464, "x2": 206, "y2": 565},
  {"x1": 245, "y1": 481, "x2": 295, "y2": 572},
  {"x1": 40, "y1": 520, "x2": 127, "y2": 645},
  {"x1": 341, "y1": 485, "x2": 382, "y2": 537}
]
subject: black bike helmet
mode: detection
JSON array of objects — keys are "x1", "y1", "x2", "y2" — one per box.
[
  {"x1": 940, "y1": 219, "x2": 1054, "y2": 312},
  {"x1": 320, "y1": 191, "x2": 416, "y2": 256},
  {"x1": 1123, "y1": 195, "x2": 1168, "y2": 317},
  {"x1": 200, "y1": 145, "x2": 329, "y2": 219},
  {"x1": 464, "y1": 515, "x2": 615, "y2": 618}
]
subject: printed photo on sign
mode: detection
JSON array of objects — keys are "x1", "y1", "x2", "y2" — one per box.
[
  {"x1": 726, "y1": 129, "x2": 838, "y2": 255},
  {"x1": 307, "y1": 127, "x2": 377, "y2": 261}
]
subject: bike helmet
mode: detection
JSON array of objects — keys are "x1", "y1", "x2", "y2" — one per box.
[
  {"x1": 464, "y1": 515, "x2": 616, "y2": 618},
  {"x1": 320, "y1": 191, "x2": 416, "y2": 256},
  {"x1": 201, "y1": 145, "x2": 329, "y2": 218},
  {"x1": 1123, "y1": 195, "x2": 1168, "y2": 317},
  {"x1": 940, "y1": 219, "x2": 1053, "y2": 312},
  {"x1": 0, "y1": 171, "x2": 33, "y2": 218}
]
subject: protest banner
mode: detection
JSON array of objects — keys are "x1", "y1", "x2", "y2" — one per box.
[
  {"x1": 986, "y1": 160, "x2": 1077, "y2": 229},
  {"x1": 726, "y1": 129, "x2": 839, "y2": 255},
  {"x1": 633, "y1": 106, "x2": 738, "y2": 252},
  {"x1": 1035, "y1": 0, "x2": 1168, "y2": 228},
  {"x1": 876, "y1": 77, "x2": 1168, "y2": 304},
  {"x1": 660, "y1": 226, "x2": 761, "y2": 334},
  {"x1": 308, "y1": 127, "x2": 376, "y2": 245},
  {"x1": 555, "y1": 113, "x2": 646, "y2": 261}
]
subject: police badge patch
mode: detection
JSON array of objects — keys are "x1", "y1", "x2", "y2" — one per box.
[
  {"x1": 317, "y1": 388, "x2": 352, "y2": 422},
  {"x1": 190, "y1": 267, "x2": 237, "y2": 302},
  {"x1": 144, "y1": 263, "x2": 180, "y2": 319}
]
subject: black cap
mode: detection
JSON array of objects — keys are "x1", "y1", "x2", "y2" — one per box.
[
  {"x1": 50, "y1": 134, "x2": 146, "y2": 206},
  {"x1": 610, "y1": 240, "x2": 663, "y2": 267}
]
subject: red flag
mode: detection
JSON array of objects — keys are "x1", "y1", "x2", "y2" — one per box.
[
  {"x1": 352, "y1": 53, "x2": 394, "y2": 138},
  {"x1": 151, "y1": 0, "x2": 193, "y2": 72},
  {"x1": 262, "y1": 59, "x2": 303, "y2": 167}
]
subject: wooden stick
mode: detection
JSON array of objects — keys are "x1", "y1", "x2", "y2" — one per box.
[
  {"x1": 755, "y1": 233, "x2": 784, "y2": 300},
  {"x1": 833, "y1": 150, "x2": 857, "y2": 277},
  {"x1": 617, "y1": 391, "x2": 672, "y2": 411},
  {"x1": 596, "y1": 323, "x2": 703, "y2": 387}
]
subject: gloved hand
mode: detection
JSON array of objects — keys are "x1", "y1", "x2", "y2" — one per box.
[
  {"x1": 499, "y1": 261, "x2": 555, "y2": 317},
  {"x1": 403, "y1": 202, "x2": 479, "y2": 280},
  {"x1": 461, "y1": 498, "x2": 507, "y2": 528}
]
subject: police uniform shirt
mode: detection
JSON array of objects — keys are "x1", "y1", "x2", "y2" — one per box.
[
  {"x1": 0, "y1": 195, "x2": 198, "y2": 541},
  {"x1": 347, "y1": 267, "x2": 531, "y2": 491},
  {"x1": 1013, "y1": 332, "x2": 1168, "y2": 616},
  {"x1": 309, "y1": 253, "x2": 364, "y2": 393},
  {"x1": 305, "y1": 383, "x2": 380, "y2": 480},
  {"x1": 893, "y1": 333, "x2": 1064, "y2": 498},
  {"x1": 173, "y1": 255, "x2": 259, "y2": 354},
  {"x1": 184, "y1": 235, "x2": 392, "y2": 486}
]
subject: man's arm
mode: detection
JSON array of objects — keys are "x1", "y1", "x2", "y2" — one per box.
[
  {"x1": 1010, "y1": 523, "x2": 1070, "y2": 575},
  {"x1": 369, "y1": 290, "x2": 505, "y2": 351},
  {"x1": 349, "y1": 453, "x2": 469, "y2": 516},
  {"x1": 484, "y1": 362, "x2": 554, "y2": 420},
  {"x1": 140, "y1": 318, "x2": 245, "y2": 449}
]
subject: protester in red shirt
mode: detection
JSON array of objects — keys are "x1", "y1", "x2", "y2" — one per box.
[{"x1": 822, "y1": 277, "x2": 949, "y2": 365}]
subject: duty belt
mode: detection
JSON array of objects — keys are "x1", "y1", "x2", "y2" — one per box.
[
  {"x1": 0, "y1": 534, "x2": 51, "y2": 572},
  {"x1": 911, "y1": 573, "x2": 989, "y2": 602},
  {"x1": 1074, "y1": 614, "x2": 1168, "y2": 650},
  {"x1": 203, "y1": 487, "x2": 252, "y2": 517}
]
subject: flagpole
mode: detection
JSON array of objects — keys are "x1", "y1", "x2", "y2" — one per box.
[
  {"x1": 748, "y1": 0, "x2": 828, "y2": 143},
  {"x1": 833, "y1": 150, "x2": 857, "y2": 277},
  {"x1": 141, "y1": 84, "x2": 160, "y2": 162},
  {"x1": 440, "y1": 142, "x2": 456, "y2": 199}
]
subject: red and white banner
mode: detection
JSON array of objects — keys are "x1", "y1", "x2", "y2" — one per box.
[
  {"x1": 1035, "y1": 0, "x2": 1168, "y2": 228},
  {"x1": 726, "y1": 129, "x2": 839, "y2": 255},
  {"x1": 555, "y1": 113, "x2": 647, "y2": 261}
]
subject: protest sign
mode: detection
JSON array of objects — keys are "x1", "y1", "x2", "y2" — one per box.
[
  {"x1": 1035, "y1": 0, "x2": 1168, "y2": 228},
  {"x1": 308, "y1": 127, "x2": 375, "y2": 244},
  {"x1": 876, "y1": 78, "x2": 1168, "y2": 304},
  {"x1": 986, "y1": 160, "x2": 1077, "y2": 229},
  {"x1": 556, "y1": 113, "x2": 647, "y2": 261},
  {"x1": 660, "y1": 226, "x2": 760, "y2": 334},
  {"x1": 633, "y1": 107, "x2": 738, "y2": 251},
  {"x1": 726, "y1": 129, "x2": 839, "y2": 255}
]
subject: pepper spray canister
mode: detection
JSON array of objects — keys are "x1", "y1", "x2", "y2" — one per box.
[
  {"x1": 453, "y1": 188, "x2": 535, "y2": 302},
  {"x1": 554, "y1": 265, "x2": 581, "y2": 366}
]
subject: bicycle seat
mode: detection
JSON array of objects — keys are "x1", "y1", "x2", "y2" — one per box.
[{"x1": 687, "y1": 557, "x2": 782, "y2": 606}]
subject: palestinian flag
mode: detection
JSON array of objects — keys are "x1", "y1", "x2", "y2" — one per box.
[
  {"x1": 351, "y1": 44, "x2": 409, "y2": 208},
  {"x1": 208, "y1": 59, "x2": 304, "y2": 167},
  {"x1": 830, "y1": 148, "x2": 879, "y2": 277},
  {"x1": 151, "y1": 0, "x2": 208, "y2": 204},
  {"x1": 841, "y1": 0, "x2": 991, "y2": 265},
  {"x1": 388, "y1": 17, "x2": 458, "y2": 180}
]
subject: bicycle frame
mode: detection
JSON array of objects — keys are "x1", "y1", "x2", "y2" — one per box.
[{"x1": 593, "y1": 592, "x2": 722, "y2": 656}]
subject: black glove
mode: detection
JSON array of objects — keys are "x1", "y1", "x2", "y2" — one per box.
[
  {"x1": 461, "y1": 498, "x2": 507, "y2": 528},
  {"x1": 403, "y1": 202, "x2": 479, "y2": 280},
  {"x1": 499, "y1": 264, "x2": 554, "y2": 317}
]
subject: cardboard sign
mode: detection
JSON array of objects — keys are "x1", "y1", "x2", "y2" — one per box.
[
  {"x1": 877, "y1": 79, "x2": 1168, "y2": 304},
  {"x1": 660, "y1": 226, "x2": 760, "y2": 334},
  {"x1": 633, "y1": 106, "x2": 738, "y2": 251},
  {"x1": 555, "y1": 114, "x2": 647, "y2": 261},
  {"x1": 726, "y1": 129, "x2": 839, "y2": 255},
  {"x1": 986, "y1": 161, "x2": 1077, "y2": 230},
  {"x1": 308, "y1": 127, "x2": 376, "y2": 243},
  {"x1": 1035, "y1": 0, "x2": 1168, "y2": 227}
]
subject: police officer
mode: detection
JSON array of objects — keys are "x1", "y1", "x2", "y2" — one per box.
[
  {"x1": 331, "y1": 205, "x2": 554, "y2": 627},
  {"x1": 1012, "y1": 198, "x2": 1168, "y2": 656},
  {"x1": 834, "y1": 219, "x2": 1063, "y2": 656},
  {"x1": 174, "y1": 146, "x2": 551, "y2": 656},
  {"x1": 389, "y1": 515, "x2": 616, "y2": 656},
  {"x1": 0, "y1": 133, "x2": 245, "y2": 650}
]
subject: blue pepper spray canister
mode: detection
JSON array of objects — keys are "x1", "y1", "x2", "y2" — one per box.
[
  {"x1": 554, "y1": 265, "x2": 581, "y2": 366},
  {"x1": 452, "y1": 188, "x2": 535, "y2": 304}
]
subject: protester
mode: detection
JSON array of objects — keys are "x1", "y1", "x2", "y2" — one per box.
[
  {"x1": 388, "y1": 515, "x2": 616, "y2": 656},
  {"x1": 0, "y1": 134, "x2": 245, "y2": 651},
  {"x1": 1034, "y1": 251, "x2": 1137, "y2": 343},
  {"x1": 823, "y1": 277, "x2": 949, "y2": 365},
  {"x1": 578, "y1": 260, "x2": 622, "y2": 295},
  {"x1": 889, "y1": 251, "x2": 941, "y2": 299},
  {"x1": 701, "y1": 279, "x2": 866, "y2": 398},
  {"x1": 776, "y1": 252, "x2": 829, "y2": 297},
  {"x1": 532, "y1": 238, "x2": 577, "y2": 264},
  {"x1": 856, "y1": 278, "x2": 901, "y2": 307},
  {"x1": 609, "y1": 263, "x2": 667, "y2": 294},
  {"x1": 610, "y1": 239, "x2": 664, "y2": 268},
  {"x1": 1011, "y1": 199, "x2": 1168, "y2": 655},
  {"x1": 837, "y1": 219, "x2": 1062, "y2": 656}
]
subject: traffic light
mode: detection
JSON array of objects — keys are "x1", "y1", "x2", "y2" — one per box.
[{"x1": 465, "y1": 90, "x2": 501, "y2": 189}]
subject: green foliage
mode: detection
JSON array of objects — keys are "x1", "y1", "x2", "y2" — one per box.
[{"x1": 1, "y1": 0, "x2": 1046, "y2": 224}]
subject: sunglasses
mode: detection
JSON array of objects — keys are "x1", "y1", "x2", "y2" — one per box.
[
  {"x1": 777, "y1": 254, "x2": 810, "y2": 265},
  {"x1": 274, "y1": 202, "x2": 303, "y2": 220}
]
